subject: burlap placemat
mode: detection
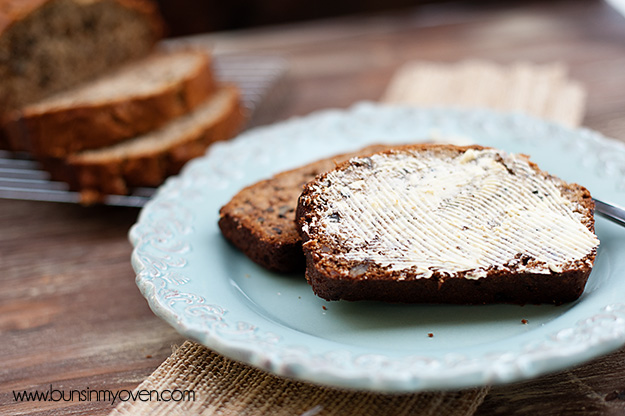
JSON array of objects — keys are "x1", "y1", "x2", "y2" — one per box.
[
  {"x1": 111, "y1": 60, "x2": 586, "y2": 416},
  {"x1": 382, "y1": 60, "x2": 585, "y2": 128},
  {"x1": 110, "y1": 341, "x2": 489, "y2": 416}
]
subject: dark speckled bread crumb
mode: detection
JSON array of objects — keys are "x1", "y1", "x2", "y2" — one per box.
[
  {"x1": 296, "y1": 144, "x2": 599, "y2": 305},
  {"x1": 218, "y1": 144, "x2": 396, "y2": 272}
]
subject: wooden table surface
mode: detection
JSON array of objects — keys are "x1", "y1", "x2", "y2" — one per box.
[{"x1": 2, "y1": 0, "x2": 625, "y2": 415}]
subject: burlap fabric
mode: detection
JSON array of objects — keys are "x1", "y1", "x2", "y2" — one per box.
[
  {"x1": 110, "y1": 341, "x2": 489, "y2": 416},
  {"x1": 111, "y1": 60, "x2": 586, "y2": 416},
  {"x1": 382, "y1": 60, "x2": 585, "y2": 128}
]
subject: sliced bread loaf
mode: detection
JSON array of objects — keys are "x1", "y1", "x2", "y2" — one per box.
[
  {"x1": 218, "y1": 144, "x2": 394, "y2": 272},
  {"x1": 6, "y1": 49, "x2": 217, "y2": 156},
  {"x1": 296, "y1": 144, "x2": 600, "y2": 305},
  {"x1": 50, "y1": 84, "x2": 243, "y2": 204},
  {"x1": 0, "y1": 0, "x2": 163, "y2": 114}
]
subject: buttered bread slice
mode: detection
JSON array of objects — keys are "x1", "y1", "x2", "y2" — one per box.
[{"x1": 296, "y1": 144, "x2": 600, "y2": 304}]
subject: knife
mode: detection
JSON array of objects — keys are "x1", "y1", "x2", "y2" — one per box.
[{"x1": 593, "y1": 198, "x2": 625, "y2": 227}]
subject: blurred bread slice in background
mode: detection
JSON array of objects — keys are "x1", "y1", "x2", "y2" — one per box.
[
  {"x1": 0, "y1": 0, "x2": 164, "y2": 149},
  {"x1": 49, "y1": 84, "x2": 244, "y2": 204},
  {"x1": 6, "y1": 49, "x2": 216, "y2": 155},
  {"x1": 0, "y1": 0, "x2": 164, "y2": 114}
]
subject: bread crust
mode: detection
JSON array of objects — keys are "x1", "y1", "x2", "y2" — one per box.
[
  {"x1": 297, "y1": 143, "x2": 597, "y2": 305},
  {"x1": 46, "y1": 85, "x2": 244, "y2": 204},
  {"x1": 304, "y1": 258, "x2": 592, "y2": 304},
  {"x1": 6, "y1": 50, "x2": 215, "y2": 157},
  {"x1": 219, "y1": 208, "x2": 305, "y2": 272},
  {"x1": 218, "y1": 144, "x2": 396, "y2": 273}
]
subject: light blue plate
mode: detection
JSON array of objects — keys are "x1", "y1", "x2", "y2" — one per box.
[{"x1": 130, "y1": 104, "x2": 625, "y2": 392}]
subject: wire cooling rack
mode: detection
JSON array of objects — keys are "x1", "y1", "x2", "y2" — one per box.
[{"x1": 0, "y1": 54, "x2": 288, "y2": 207}]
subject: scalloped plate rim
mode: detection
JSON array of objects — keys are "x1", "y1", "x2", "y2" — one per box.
[{"x1": 130, "y1": 103, "x2": 625, "y2": 392}]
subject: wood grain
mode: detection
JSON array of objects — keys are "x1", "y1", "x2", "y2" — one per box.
[
  {"x1": 0, "y1": 202, "x2": 184, "y2": 415},
  {"x1": 477, "y1": 348, "x2": 625, "y2": 415},
  {"x1": 2, "y1": 1, "x2": 625, "y2": 414}
]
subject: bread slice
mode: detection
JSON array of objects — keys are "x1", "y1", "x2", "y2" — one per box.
[
  {"x1": 296, "y1": 144, "x2": 600, "y2": 305},
  {"x1": 6, "y1": 49, "x2": 217, "y2": 156},
  {"x1": 0, "y1": 0, "x2": 163, "y2": 114},
  {"x1": 50, "y1": 84, "x2": 243, "y2": 204},
  {"x1": 218, "y1": 144, "x2": 394, "y2": 273}
]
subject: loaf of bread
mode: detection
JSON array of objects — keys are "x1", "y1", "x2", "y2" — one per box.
[
  {"x1": 0, "y1": 0, "x2": 163, "y2": 115},
  {"x1": 296, "y1": 144, "x2": 600, "y2": 305},
  {"x1": 219, "y1": 145, "x2": 395, "y2": 272},
  {"x1": 47, "y1": 85, "x2": 244, "y2": 204},
  {"x1": 6, "y1": 49, "x2": 216, "y2": 156}
]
